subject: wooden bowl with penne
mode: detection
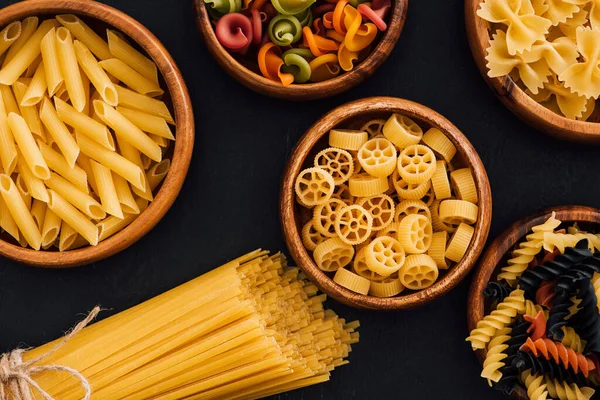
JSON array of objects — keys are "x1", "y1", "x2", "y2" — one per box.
[{"x1": 0, "y1": 0, "x2": 194, "y2": 267}]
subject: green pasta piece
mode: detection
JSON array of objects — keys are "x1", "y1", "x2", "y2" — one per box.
[
  {"x1": 204, "y1": 0, "x2": 241, "y2": 17},
  {"x1": 283, "y1": 48, "x2": 315, "y2": 60},
  {"x1": 271, "y1": 0, "x2": 316, "y2": 16},
  {"x1": 282, "y1": 53, "x2": 312, "y2": 83},
  {"x1": 268, "y1": 15, "x2": 303, "y2": 46},
  {"x1": 294, "y1": 8, "x2": 314, "y2": 27}
]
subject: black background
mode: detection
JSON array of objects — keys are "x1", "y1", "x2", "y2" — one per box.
[{"x1": 1, "y1": 0, "x2": 599, "y2": 399}]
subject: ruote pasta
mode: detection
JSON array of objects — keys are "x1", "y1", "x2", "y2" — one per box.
[{"x1": 294, "y1": 113, "x2": 480, "y2": 297}]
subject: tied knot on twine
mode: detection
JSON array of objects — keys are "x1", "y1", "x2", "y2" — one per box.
[{"x1": 0, "y1": 307, "x2": 100, "y2": 400}]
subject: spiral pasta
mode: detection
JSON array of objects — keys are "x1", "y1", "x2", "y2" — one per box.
[
  {"x1": 545, "y1": 378, "x2": 595, "y2": 400},
  {"x1": 561, "y1": 326, "x2": 586, "y2": 354},
  {"x1": 521, "y1": 369, "x2": 550, "y2": 400},
  {"x1": 481, "y1": 327, "x2": 511, "y2": 384},
  {"x1": 268, "y1": 15, "x2": 303, "y2": 46},
  {"x1": 520, "y1": 337, "x2": 596, "y2": 377}
]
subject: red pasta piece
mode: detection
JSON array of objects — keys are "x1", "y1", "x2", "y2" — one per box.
[
  {"x1": 520, "y1": 337, "x2": 596, "y2": 377},
  {"x1": 216, "y1": 13, "x2": 253, "y2": 53},
  {"x1": 250, "y1": 9, "x2": 264, "y2": 45},
  {"x1": 357, "y1": 4, "x2": 387, "y2": 31},
  {"x1": 524, "y1": 310, "x2": 546, "y2": 340},
  {"x1": 536, "y1": 280, "x2": 556, "y2": 309},
  {"x1": 372, "y1": 0, "x2": 391, "y2": 19}
]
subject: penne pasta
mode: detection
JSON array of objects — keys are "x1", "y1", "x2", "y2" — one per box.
[
  {"x1": 140, "y1": 153, "x2": 152, "y2": 170},
  {"x1": 97, "y1": 198, "x2": 148, "y2": 241},
  {"x1": 8, "y1": 112, "x2": 49, "y2": 180},
  {"x1": 0, "y1": 173, "x2": 41, "y2": 250},
  {"x1": 0, "y1": 193, "x2": 19, "y2": 241},
  {"x1": 0, "y1": 84, "x2": 19, "y2": 115},
  {"x1": 38, "y1": 141, "x2": 87, "y2": 194},
  {"x1": 0, "y1": 22, "x2": 22, "y2": 57},
  {"x1": 58, "y1": 220, "x2": 77, "y2": 252},
  {"x1": 30, "y1": 198, "x2": 46, "y2": 231},
  {"x1": 116, "y1": 106, "x2": 174, "y2": 140},
  {"x1": 24, "y1": 54, "x2": 42, "y2": 78},
  {"x1": 94, "y1": 100, "x2": 161, "y2": 162},
  {"x1": 148, "y1": 159, "x2": 171, "y2": 191},
  {"x1": 99, "y1": 58, "x2": 163, "y2": 97},
  {"x1": 2, "y1": 17, "x2": 37, "y2": 67},
  {"x1": 76, "y1": 131, "x2": 146, "y2": 191},
  {"x1": 12, "y1": 79, "x2": 44, "y2": 139},
  {"x1": 55, "y1": 27, "x2": 86, "y2": 112},
  {"x1": 47, "y1": 189, "x2": 98, "y2": 246},
  {"x1": 114, "y1": 85, "x2": 174, "y2": 124},
  {"x1": 45, "y1": 173, "x2": 105, "y2": 220},
  {"x1": 21, "y1": 62, "x2": 47, "y2": 106},
  {"x1": 15, "y1": 174, "x2": 32, "y2": 209},
  {"x1": 39, "y1": 97, "x2": 80, "y2": 168},
  {"x1": 56, "y1": 14, "x2": 112, "y2": 61},
  {"x1": 41, "y1": 206, "x2": 61, "y2": 248},
  {"x1": 74, "y1": 40, "x2": 118, "y2": 106},
  {"x1": 75, "y1": 152, "x2": 97, "y2": 194},
  {"x1": 90, "y1": 160, "x2": 123, "y2": 219},
  {"x1": 17, "y1": 151, "x2": 49, "y2": 203},
  {"x1": 54, "y1": 97, "x2": 114, "y2": 150},
  {"x1": 40, "y1": 27, "x2": 63, "y2": 96},
  {"x1": 80, "y1": 66, "x2": 90, "y2": 116},
  {"x1": 112, "y1": 173, "x2": 139, "y2": 215},
  {"x1": 0, "y1": 19, "x2": 58, "y2": 85},
  {"x1": 107, "y1": 29, "x2": 158, "y2": 85},
  {"x1": 0, "y1": 90, "x2": 17, "y2": 174},
  {"x1": 150, "y1": 134, "x2": 168, "y2": 148},
  {"x1": 115, "y1": 135, "x2": 152, "y2": 201}
]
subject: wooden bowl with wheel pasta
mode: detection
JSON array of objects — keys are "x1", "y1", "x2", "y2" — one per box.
[
  {"x1": 0, "y1": 0, "x2": 194, "y2": 268},
  {"x1": 466, "y1": 206, "x2": 600, "y2": 400},
  {"x1": 193, "y1": 0, "x2": 408, "y2": 100},
  {"x1": 465, "y1": 0, "x2": 600, "y2": 143},
  {"x1": 280, "y1": 97, "x2": 492, "y2": 310}
]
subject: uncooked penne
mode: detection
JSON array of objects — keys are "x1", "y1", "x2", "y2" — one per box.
[
  {"x1": 76, "y1": 131, "x2": 146, "y2": 191},
  {"x1": 56, "y1": 14, "x2": 111, "y2": 61},
  {"x1": 8, "y1": 112, "x2": 49, "y2": 180},
  {"x1": 0, "y1": 84, "x2": 19, "y2": 115},
  {"x1": 114, "y1": 85, "x2": 174, "y2": 124},
  {"x1": 58, "y1": 220, "x2": 77, "y2": 252},
  {"x1": 100, "y1": 58, "x2": 162, "y2": 97},
  {"x1": 39, "y1": 97, "x2": 79, "y2": 168},
  {"x1": 75, "y1": 152, "x2": 97, "y2": 194},
  {"x1": 2, "y1": 17, "x2": 37, "y2": 66},
  {"x1": 30, "y1": 198, "x2": 46, "y2": 230},
  {"x1": 21, "y1": 62, "x2": 47, "y2": 106},
  {"x1": 54, "y1": 97, "x2": 114, "y2": 150},
  {"x1": 45, "y1": 173, "x2": 105, "y2": 220},
  {"x1": 0, "y1": 173, "x2": 41, "y2": 250},
  {"x1": 25, "y1": 54, "x2": 42, "y2": 78},
  {"x1": 107, "y1": 29, "x2": 158, "y2": 85},
  {"x1": 55, "y1": 27, "x2": 86, "y2": 112},
  {"x1": 15, "y1": 174, "x2": 32, "y2": 209},
  {"x1": 150, "y1": 134, "x2": 168, "y2": 148},
  {"x1": 41, "y1": 206, "x2": 61, "y2": 248},
  {"x1": 94, "y1": 100, "x2": 161, "y2": 162},
  {"x1": 74, "y1": 40, "x2": 117, "y2": 106},
  {"x1": 0, "y1": 193, "x2": 19, "y2": 241},
  {"x1": 112, "y1": 173, "x2": 139, "y2": 215},
  {"x1": 40, "y1": 27, "x2": 63, "y2": 96},
  {"x1": 116, "y1": 106, "x2": 174, "y2": 140},
  {"x1": 38, "y1": 142, "x2": 88, "y2": 194},
  {"x1": 0, "y1": 22, "x2": 22, "y2": 57},
  {"x1": 90, "y1": 160, "x2": 122, "y2": 219},
  {"x1": 12, "y1": 80, "x2": 44, "y2": 138},
  {"x1": 17, "y1": 151, "x2": 49, "y2": 202},
  {"x1": 115, "y1": 135, "x2": 152, "y2": 201},
  {"x1": 147, "y1": 159, "x2": 170, "y2": 191},
  {"x1": 97, "y1": 198, "x2": 148, "y2": 241},
  {"x1": 0, "y1": 19, "x2": 58, "y2": 85},
  {"x1": 47, "y1": 189, "x2": 98, "y2": 246},
  {"x1": 0, "y1": 90, "x2": 17, "y2": 174}
]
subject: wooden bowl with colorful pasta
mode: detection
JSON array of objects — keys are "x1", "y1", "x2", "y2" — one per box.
[
  {"x1": 466, "y1": 206, "x2": 600, "y2": 399},
  {"x1": 465, "y1": 0, "x2": 600, "y2": 143},
  {"x1": 0, "y1": 0, "x2": 194, "y2": 268},
  {"x1": 280, "y1": 96, "x2": 492, "y2": 310},
  {"x1": 193, "y1": 0, "x2": 408, "y2": 100}
]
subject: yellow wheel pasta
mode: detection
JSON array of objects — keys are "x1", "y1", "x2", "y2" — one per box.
[
  {"x1": 365, "y1": 235, "x2": 405, "y2": 277},
  {"x1": 399, "y1": 254, "x2": 439, "y2": 290},
  {"x1": 314, "y1": 147, "x2": 354, "y2": 185},
  {"x1": 348, "y1": 173, "x2": 389, "y2": 197},
  {"x1": 421, "y1": 127, "x2": 456, "y2": 162},
  {"x1": 397, "y1": 214, "x2": 433, "y2": 254},
  {"x1": 313, "y1": 237, "x2": 355, "y2": 272},
  {"x1": 431, "y1": 160, "x2": 452, "y2": 200},
  {"x1": 382, "y1": 113, "x2": 423, "y2": 148},
  {"x1": 329, "y1": 129, "x2": 368, "y2": 151},
  {"x1": 301, "y1": 220, "x2": 326, "y2": 251},
  {"x1": 352, "y1": 246, "x2": 388, "y2": 282},
  {"x1": 357, "y1": 138, "x2": 397, "y2": 178},
  {"x1": 360, "y1": 119, "x2": 386, "y2": 138},
  {"x1": 450, "y1": 168, "x2": 478, "y2": 204},
  {"x1": 369, "y1": 276, "x2": 405, "y2": 297},
  {"x1": 428, "y1": 231, "x2": 449, "y2": 270},
  {"x1": 334, "y1": 204, "x2": 373, "y2": 245},
  {"x1": 445, "y1": 222, "x2": 474, "y2": 262},
  {"x1": 397, "y1": 144, "x2": 437, "y2": 184},
  {"x1": 438, "y1": 199, "x2": 479, "y2": 225},
  {"x1": 430, "y1": 199, "x2": 456, "y2": 233},
  {"x1": 294, "y1": 167, "x2": 335, "y2": 207},
  {"x1": 391, "y1": 169, "x2": 431, "y2": 200},
  {"x1": 332, "y1": 183, "x2": 355, "y2": 204},
  {"x1": 334, "y1": 267, "x2": 370, "y2": 295},
  {"x1": 313, "y1": 198, "x2": 346, "y2": 237},
  {"x1": 356, "y1": 194, "x2": 395, "y2": 231},
  {"x1": 394, "y1": 199, "x2": 431, "y2": 224}
]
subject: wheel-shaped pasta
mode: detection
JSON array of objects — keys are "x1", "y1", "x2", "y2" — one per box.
[
  {"x1": 430, "y1": 160, "x2": 451, "y2": 200},
  {"x1": 421, "y1": 185, "x2": 435, "y2": 206},
  {"x1": 301, "y1": 220, "x2": 327, "y2": 251},
  {"x1": 349, "y1": 151, "x2": 362, "y2": 174},
  {"x1": 334, "y1": 267, "x2": 370, "y2": 295},
  {"x1": 391, "y1": 169, "x2": 431, "y2": 200},
  {"x1": 399, "y1": 254, "x2": 439, "y2": 290},
  {"x1": 383, "y1": 113, "x2": 423, "y2": 149},
  {"x1": 314, "y1": 147, "x2": 354, "y2": 184},
  {"x1": 334, "y1": 205, "x2": 373, "y2": 245},
  {"x1": 313, "y1": 198, "x2": 347, "y2": 237},
  {"x1": 295, "y1": 167, "x2": 335, "y2": 207},
  {"x1": 357, "y1": 138, "x2": 397, "y2": 177},
  {"x1": 356, "y1": 194, "x2": 395, "y2": 231},
  {"x1": 365, "y1": 235, "x2": 405, "y2": 277},
  {"x1": 428, "y1": 231, "x2": 449, "y2": 269},
  {"x1": 394, "y1": 199, "x2": 431, "y2": 224},
  {"x1": 332, "y1": 183, "x2": 355, "y2": 204},
  {"x1": 430, "y1": 199, "x2": 456, "y2": 233},
  {"x1": 421, "y1": 127, "x2": 456, "y2": 162},
  {"x1": 445, "y1": 222, "x2": 474, "y2": 262},
  {"x1": 353, "y1": 246, "x2": 388, "y2": 282},
  {"x1": 329, "y1": 129, "x2": 368, "y2": 150},
  {"x1": 397, "y1": 144, "x2": 437, "y2": 184},
  {"x1": 369, "y1": 276, "x2": 405, "y2": 297},
  {"x1": 450, "y1": 168, "x2": 478, "y2": 204},
  {"x1": 377, "y1": 221, "x2": 399, "y2": 238},
  {"x1": 438, "y1": 199, "x2": 478, "y2": 225},
  {"x1": 360, "y1": 119, "x2": 386, "y2": 138},
  {"x1": 348, "y1": 173, "x2": 389, "y2": 197},
  {"x1": 313, "y1": 237, "x2": 355, "y2": 272},
  {"x1": 398, "y1": 214, "x2": 433, "y2": 254}
]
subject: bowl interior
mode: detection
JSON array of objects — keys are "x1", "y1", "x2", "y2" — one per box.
[{"x1": 283, "y1": 97, "x2": 492, "y2": 310}]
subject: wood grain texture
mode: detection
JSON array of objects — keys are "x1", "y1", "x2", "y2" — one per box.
[
  {"x1": 0, "y1": 0, "x2": 194, "y2": 268},
  {"x1": 464, "y1": 0, "x2": 600, "y2": 143},
  {"x1": 280, "y1": 96, "x2": 492, "y2": 310},
  {"x1": 467, "y1": 205, "x2": 600, "y2": 399},
  {"x1": 193, "y1": 0, "x2": 408, "y2": 100}
]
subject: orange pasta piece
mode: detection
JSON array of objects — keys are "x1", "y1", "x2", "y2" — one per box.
[
  {"x1": 524, "y1": 310, "x2": 546, "y2": 341},
  {"x1": 326, "y1": 30, "x2": 345, "y2": 43},
  {"x1": 323, "y1": 11, "x2": 334, "y2": 29},
  {"x1": 251, "y1": 0, "x2": 268, "y2": 9},
  {"x1": 333, "y1": 0, "x2": 349, "y2": 34},
  {"x1": 302, "y1": 26, "x2": 339, "y2": 56},
  {"x1": 338, "y1": 43, "x2": 359, "y2": 71},
  {"x1": 309, "y1": 53, "x2": 340, "y2": 82},
  {"x1": 257, "y1": 43, "x2": 294, "y2": 86},
  {"x1": 344, "y1": 6, "x2": 378, "y2": 52}
]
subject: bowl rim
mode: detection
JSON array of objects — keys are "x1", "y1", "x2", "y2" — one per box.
[
  {"x1": 193, "y1": 0, "x2": 408, "y2": 100},
  {"x1": 464, "y1": 0, "x2": 600, "y2": 143},
  {"x1": 280, "y1": 96, "x2": 493, "y2": 310},
  {"x1": 0, "y1": 0, "x2": 195, "y2": 268}
]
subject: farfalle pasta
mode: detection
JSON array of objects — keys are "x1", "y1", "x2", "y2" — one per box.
[
  {"x1": 477, "y1": 0, "x2": 600, "y2": 120},
  {"x1": 204, "y1": 0, "x2": 392, "y2": 85},
  {"x1": 294, "y1": 113, "x2": 479, "y2": 297}
]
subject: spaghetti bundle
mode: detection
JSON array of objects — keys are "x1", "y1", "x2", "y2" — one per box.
[{"x1": 15, "y1": 250, "x2": 359, "y2": 400}]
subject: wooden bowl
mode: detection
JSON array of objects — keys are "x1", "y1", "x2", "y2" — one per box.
[
  {"x1": 0, "y1": 0, "x2": 194, "y2": 268},
  {"x1": 465, "y1": 0, "x2": 600, "y2": 143},
  {"x1": 466, "y1": 205, "x2": 600, "y2": 399},
  {"x1": 280, "y1": 97, "x2": 493, "y2": 310},
  {"x1": 193, "y1": 0, "x2": 408, "y2": 100}
]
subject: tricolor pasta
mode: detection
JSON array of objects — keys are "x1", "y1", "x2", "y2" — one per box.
[
  {"x1": 0, "y1": 14, "x2": 175, "y2": 252},
  {"x1": 294, "y1": 112, "x2": 480, "y2": 297}
]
